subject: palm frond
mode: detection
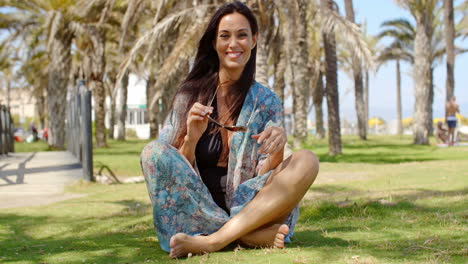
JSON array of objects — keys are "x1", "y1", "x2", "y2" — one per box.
[
  {"x1": 118, "y1": 0, "x2": 145, "y2": 52},
  {"x1": 381, "y1": 18, "x2": 415, "y2": 35},
  {"x1": 320, "y1": 5, "x2": 374, "y2": 70},
  {"x1": 142, "y1": 0, "x2": 180, "y2": 67},
  {"x1": 116, "y1": 4, "x2": 213, "y2": 87},
  {"x1": 98, "y1": 0, "x2": 115, "y2": 25},
  {"x1": 46, "y1": 11, "x2": 61, "y2": 53},
  {"x1": 147, "y1": 8, "x2": 212, "y2": 111}
]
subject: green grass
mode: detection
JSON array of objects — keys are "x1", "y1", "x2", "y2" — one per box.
[
  {"x1": 5, "y1": 136, "x2": 467, "y2": 263},
  {"x1": 14, "y1": 140, "x2": 52, "y2": 153},
  {"x1": 303, "y1": 135, "x2": 468, "y2": 163}
]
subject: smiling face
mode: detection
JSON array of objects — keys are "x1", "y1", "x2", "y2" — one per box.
[{"x1": 214, "y1": 12, "x2": 257, "y2": 76}]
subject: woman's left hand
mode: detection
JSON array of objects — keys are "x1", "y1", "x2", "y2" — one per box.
[{"x1": 251, "y1": 126, "x2": 287, "y2": 155}]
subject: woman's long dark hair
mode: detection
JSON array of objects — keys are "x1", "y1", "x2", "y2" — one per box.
[{"x1": 170, "y1": 1, "x2": 258, "y2": 148}]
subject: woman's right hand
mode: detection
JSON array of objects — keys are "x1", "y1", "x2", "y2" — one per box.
[{"x1": 185, "y1": 102, "x2": 213, "y2": 144}]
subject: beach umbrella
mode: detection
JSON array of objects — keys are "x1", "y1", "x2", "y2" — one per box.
[{"x1": 368, "y1": 117, "x2": 385, "y2": 127}]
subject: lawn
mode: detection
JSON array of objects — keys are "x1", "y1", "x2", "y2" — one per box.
[{"x1": 4, "y1": 136, "x2": 467, "y2": 263}]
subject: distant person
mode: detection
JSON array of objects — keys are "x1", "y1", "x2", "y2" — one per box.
[
  {"x1": 29, "y1": 121, "x2": 38, "y2": 142},
  {"x1": 42, "y1": 127, "x2": 48, "y2": 142},
  {"x1": 435, "y1": 121, "x2": 448, "y2": 144},
  {"x1": 445, "y1": 96, "x2": 460, "y2": 146}
]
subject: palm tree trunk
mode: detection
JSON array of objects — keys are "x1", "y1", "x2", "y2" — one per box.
[
  {"x1": 321, "y1": 0, "x2": 342, "y2": 155},
  {"x1": 313, "y1": 72, "x2": 325, "y2": 139},
  {"x1": 6, "y1": 78, "x2": 11, "y2": 109},
  {"x1": 89, "y1": 26, "x2": 107, "y2": 148},
  {"x1": 364, "y1": 70, "x2": 369, "y2": 133},
  {"x1": 48, "y1": 32, "x2": 73, "y2": 149},
  {"x1": 256, "y1": 34, "x2": 269, "y2": 88},
  {"x1": 396, "y1": 60, "x2": 403, "y2": 135},
  {"x1": 116, "y1": 72, "x2": 129, "y2": 141},
  {"x1": 412, "y1": 15, "x2": 432, "y2": 145},
  {"x1": 292, "y1": 0, "x2": 309, "y2": 148},
  {"x1": 273, "y1": 46, "x2": 286, "y2": 119},
  {"x1": 428, "y1": 67, "x2": 434, "y2": 136},
  {"x1": 344, "y1": 0, "x2": 366, "y2": 140},
  {"x1": 108, "y1": 95, "x2": 116, "y2": 139},
  {"x1": 444, "y1": 0, "x2": 455, "y2": 101},
  {"x1": 146, "y1": 75, "x2": 158, "y2": 139},
  {"x1": 37, "y1": 93, "x2": 46, "y2": 129}
]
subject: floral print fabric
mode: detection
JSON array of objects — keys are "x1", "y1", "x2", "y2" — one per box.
[{"x1": 140, "y1": 82, "x2": 299, "y2": 252}]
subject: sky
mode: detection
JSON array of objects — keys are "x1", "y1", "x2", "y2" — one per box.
[{"x1": 331, "y1": 0, "x2": 468, "y2": 123}]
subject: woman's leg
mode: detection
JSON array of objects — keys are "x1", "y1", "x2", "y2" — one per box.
[
  {"x1": 169, "y1": 149, "x2": 319, "y2": 258},
  {"x1": 141, "y1": 140, "x2": 229, "y2": 252}
]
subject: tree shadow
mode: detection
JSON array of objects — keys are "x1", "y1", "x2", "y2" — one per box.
[
  {"x1": 0, "y1": 201, "x2": 170, "y2": 264},
  {"x1": 1, "y1": 193, "x2": 466, "y2": 263},
  {"x1": 317, "y1": 152, "x2": 437, "y2": 164},
  {"x1": 294, "y1": 196, "x2": 466, "y2": 262}
]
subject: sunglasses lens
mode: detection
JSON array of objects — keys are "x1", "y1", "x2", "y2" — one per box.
[{"x1": 230, "y1": 126, "x2": 247, "y2": 132}]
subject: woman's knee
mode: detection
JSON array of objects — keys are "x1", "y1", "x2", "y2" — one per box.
[
  {"x1": 284, "y1": 149, "x2": 319, "y2": 187},
  {"x1": 140, "y1": 140, "x2": 174, "y2": 173}
]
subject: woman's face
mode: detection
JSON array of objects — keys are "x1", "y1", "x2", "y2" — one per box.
[{"x1": 214, "y1": 12, "x2": 257, "y2": 74}]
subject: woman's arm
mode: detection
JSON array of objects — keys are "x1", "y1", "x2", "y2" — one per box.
[
  {"x1": 178, "y1": 102, "x2": 213, "y2": 165},
  {"x1": 257, "y1": 146, "x2": 284, "y2": 175},
  {"x1": 179, "y1": 136, "x2": 198, "y2": 165},
  {"x1": 252, "y1": 126, "x2": 287, "y2": 175}
]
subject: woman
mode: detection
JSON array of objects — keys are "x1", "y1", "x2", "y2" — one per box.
[{"x1": 141, "y1": 1, "x2": 319, "y2": 258}]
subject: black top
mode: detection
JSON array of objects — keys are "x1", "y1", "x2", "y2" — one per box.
[{"x1": 195, "y1": 100, "x2": 228, "y2": 212}]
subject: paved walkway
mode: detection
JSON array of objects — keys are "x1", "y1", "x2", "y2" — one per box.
[{"x1": 0, "y1": 151, "x2": 85, "y2": 209}]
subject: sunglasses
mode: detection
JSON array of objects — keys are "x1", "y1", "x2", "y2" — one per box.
[{"x1": 206, "y1": 86, "x2": 258, "y2": 132}]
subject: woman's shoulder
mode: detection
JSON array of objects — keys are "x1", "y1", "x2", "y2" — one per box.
[{"x1": 252, "y1": 81, "x2": 281, "y2": 104}]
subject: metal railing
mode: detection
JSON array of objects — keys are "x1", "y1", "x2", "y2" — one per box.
[
  {"x1": 0, "y1": 104, "x2": 14, "y2": 155},
  {"x1": 67, "y1": 81, "x2": 93, "y2": 181}
]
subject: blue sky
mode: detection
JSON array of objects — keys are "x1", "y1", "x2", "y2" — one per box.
[{"x1": 332, "y1": 0, "x2": 468, "y2": 123}]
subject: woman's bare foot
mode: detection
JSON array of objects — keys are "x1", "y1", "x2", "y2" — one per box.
[
  {"x1": 239, "y1": 224, "x2": 289, "y2": 248},
  {"x1": 169, "y1": 233, "x2": 220, "y2": 258}
]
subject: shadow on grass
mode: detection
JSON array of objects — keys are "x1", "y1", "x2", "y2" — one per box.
[
  {"x1": 1, "y1": 193, "x2": 466, "y2": 264},
  {"x1": 0, "y1": 199, "x2": 169, "y2": 264},
  {"x1": 295, "y1": 195, "x2": 466, "y2": 262},
  {"x1": 306, "y1": 138, "x2": 465, "y2": 164},
  {"x1": 309, "y1": 184, "x2": 468, "y2": 205},
  {"x1": 317, "y1": 152, "x2": 437, "y2": 164}
]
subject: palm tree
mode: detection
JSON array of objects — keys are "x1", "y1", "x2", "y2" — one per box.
[
  {"x1": 81, "y1": 25, "x2": 108, "y2": 147},
  {"x1": 344, "y1": 0, "x2": 366, "y2": 140},
  {"x1": 5, "y1": 0, "x2": 88, "y2": 149},
  {"x1": 317, "y1": 0, "x2": 373, "y2": 155},
  {"x1": 320, "y1": 0, "x2": 342, "y2": 155},
  {"x1": 114, "y1": 0, "x2": 147, "y2": 141},
  {"x1": 117, "y1": 2, "x2": 214, "y2": 140},
  {"x1": 458, "y1": 1, "x2": 468, "y2": 39},
  {"x1": 361, "y1": 23, "x2": 379, "y2": 132},
  {"x1": 395, "y1": 0, "x2": 438, "y2": 145},
  {"x1": 443, "y1": 0, "x2": 455, "y2": 102},
  {"x1": 377, "y1": 19, "x2": 414, "y2": 136},
  {"x1": 380, "y1": 3, "x2": 465, "y2": 141},
  {"x1": 20, "y1": 50, "x2": 49, "y2": 130},
  {"x1": 312, "y1": 71, "x2": 325, "y2": 139},
  {"x1": 247, "y1": 0, "x2": 275, "y2": 88},
  {"x1": 288, "y1": 0, "x2": 310, "y2": 147},
  {"x1": 0, "y1": 42, "x2": 14, "y2": 109}
]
